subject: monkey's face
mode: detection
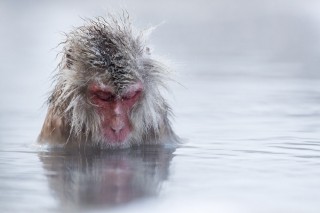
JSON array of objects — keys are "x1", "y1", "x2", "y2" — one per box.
[{"x1": 88, "y1": 81, "x2": 143, "y2": 144}]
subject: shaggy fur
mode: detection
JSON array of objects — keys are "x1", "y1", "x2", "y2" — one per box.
[{"x1": 38, "y1": 13, "x2": 177, "y2": 149}]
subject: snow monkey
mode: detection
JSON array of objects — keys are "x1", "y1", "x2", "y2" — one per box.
[{"x1": 38, "y1": 13, "x2": 178, "y2": 149}]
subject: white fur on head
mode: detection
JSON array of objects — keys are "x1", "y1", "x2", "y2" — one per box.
[{"x1": 48, "y1": 12, "x2": 175, "y2": 149}]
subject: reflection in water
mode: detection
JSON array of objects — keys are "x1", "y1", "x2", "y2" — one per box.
[{"x1": 39, "y1": 145, "x2": 175, "y2": 209}]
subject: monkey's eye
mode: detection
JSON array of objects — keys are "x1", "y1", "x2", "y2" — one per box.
[
  {"x1": 122, "y1": 90, "x2": 141, "y2": 101},
  {"x1": 95, "y1": 91, "x2": 115, "y2": 102}
]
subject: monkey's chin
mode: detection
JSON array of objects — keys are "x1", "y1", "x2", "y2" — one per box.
[
  {"x1": 100, "y1": 137, "x2": 132, "y2": 149},
  {"x1": 108, "y1": 133, "x2": 129, "y2": 143},
  {"x1": 100, "y1": 131, "x2": 132, "y2": 148}
]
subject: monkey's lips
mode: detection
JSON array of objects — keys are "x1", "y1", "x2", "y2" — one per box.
[{"x1": 103, "y1": 128, "x2": 131, "y2": 143}]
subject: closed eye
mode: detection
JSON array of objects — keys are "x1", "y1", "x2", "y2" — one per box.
[
  {"x1": 95, "y1": 91, "x2": 115, "y2": 102},
  {"x1": 122, "y1": 90, "x2": 142, "y2": 101}
]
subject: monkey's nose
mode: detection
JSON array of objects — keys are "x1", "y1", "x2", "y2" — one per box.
[
  {"x1": 110, "y1": 118, "x2": 124, "y2": 133},
  {"x1": 111, "y1": 125, "x2": 123, "y2": 133}
]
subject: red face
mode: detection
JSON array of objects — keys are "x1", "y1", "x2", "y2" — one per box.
[{"x1": 88, "y1": 82, "x2": 143, "y2": 144}]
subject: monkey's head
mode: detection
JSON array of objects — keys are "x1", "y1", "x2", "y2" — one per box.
[{"x1": 40, "y1": 14, "x2": 176, "y2": 149}]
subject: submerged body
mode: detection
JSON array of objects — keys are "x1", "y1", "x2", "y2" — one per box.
[{"x1": 38, "y1": 13, "x2": 177, "y2": 149}]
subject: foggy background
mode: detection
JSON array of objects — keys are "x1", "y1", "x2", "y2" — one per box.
[{"x1": 1, "y1": 0, "x2": 320, "y2": 114}]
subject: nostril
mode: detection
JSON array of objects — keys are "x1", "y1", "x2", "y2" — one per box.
[
  {"x1": 111, "y1": 125, "x2": 123, "y2": 133},
  {"x1": 110, "y1": 118, "x2": 124, "y2": 134}
]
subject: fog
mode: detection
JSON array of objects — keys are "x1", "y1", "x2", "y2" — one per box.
[{"x1": 1, "y1": 1, "x2": 320, "y2": 213}]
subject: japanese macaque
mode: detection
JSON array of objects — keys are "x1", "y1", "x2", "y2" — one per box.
[{"x1": 38, "y1": 13, "x2": 178, "y2": 149}]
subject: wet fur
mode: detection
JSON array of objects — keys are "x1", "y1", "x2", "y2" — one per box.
[{"x1": 38, "y1": 12, "x2": 177, "y2": 149}]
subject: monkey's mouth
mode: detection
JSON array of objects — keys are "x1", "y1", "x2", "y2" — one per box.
[{"x1": 103, "y1": 128, "x2": 130, "y2": 143}]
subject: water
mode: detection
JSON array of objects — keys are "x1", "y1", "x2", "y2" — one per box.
[{"x1": 1, "y1": 1, "x2": 320, "y2": 212}]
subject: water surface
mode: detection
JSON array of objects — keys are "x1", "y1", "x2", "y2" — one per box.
[{"x1": 1, "y1": 1, "x2": 320, "y2": 213}]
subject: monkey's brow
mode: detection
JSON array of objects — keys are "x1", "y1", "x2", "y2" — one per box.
[
  {"x1": 90, "y1": 83, "x2": 115, "y2": 94},
  {"x1": 123, "y1": 82, "x2": 143, "y2": 92},
  {"x1": 99, "y1": 83, "x2": 114, "y2": 91},
  {"x1": 119, "y1": 84, "x2": 142, "y2": 96}
]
